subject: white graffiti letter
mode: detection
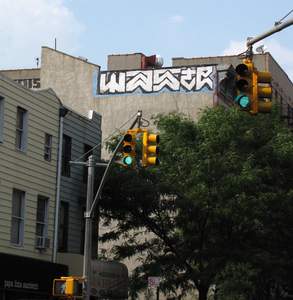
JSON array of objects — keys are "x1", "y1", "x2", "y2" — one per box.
[
  {"x1": 153, "y1": 69, "x2": 180, "y2": 92},
  {"x1": 126, "y1": 70, "x2": 153, "y2": 92},
  {"x1": 180, "y1": 68, "x2": 196, "y2": 91},
  {"x1": 100, "y1": 72, "x2": 126, "y2": 94},
  {"x1": 196, "y1": 66, "x2": 214, "y2": 90}
]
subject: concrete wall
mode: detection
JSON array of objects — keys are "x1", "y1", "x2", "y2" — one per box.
[
  {"x1": 39, "y1": 48, "x2": 216, "y2": 159},
  {"x1": 107, "y1": 53, "x2": 143, "y2": 71},
  {"x1": 173, "y1": 53, "x2": 293, "y2": 107},
  {"x1": 40, "y1": 47, "x2": 100, "y2": 117},
  {"x1": 0, "y1": 75, "x2": 61, "y2": 261},
  {"x1": 93, "y1": 92, "x2": 214, "y2": 156},
  {"x1": 0, "y1": 69, "x2": 41, "y2": 90},
  {"x1": 0, "y1": 68, "x2": 40, "y2": 80}
]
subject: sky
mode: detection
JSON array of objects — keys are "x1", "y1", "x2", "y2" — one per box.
[{"x1": 0, "y1": 0, "x2": 292, "y2": 81}]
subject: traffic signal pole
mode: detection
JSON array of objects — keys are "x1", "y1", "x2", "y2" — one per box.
[
  {"x1": 82, "y1": 110, "x2": 143, "y2": 300},
  {"x1": 246, "y1": 18, "x2": 293, "y2": 57},
  {"x1": 82, "y1": 154, "x2": 95, "y2": 300}
]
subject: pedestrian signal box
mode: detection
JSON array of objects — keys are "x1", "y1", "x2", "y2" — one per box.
[{"x1": 53, "y1": 276, "x2": 83, "y2": 297}]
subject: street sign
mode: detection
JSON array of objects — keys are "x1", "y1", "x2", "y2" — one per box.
[
  {"x1": 148, "y1": 277, "x2": 160, "y2": 289},
  {"x1": 91, "y1": 260, "x2": 128, "y2": 299}
]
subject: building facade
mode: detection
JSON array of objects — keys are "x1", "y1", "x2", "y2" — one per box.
[
  {"x1": 57, "y1": 108, "x2": 102, "y2": 275},
  {"x1": 172, "y1": 53, "x2": 293, "y2": 126},
  {"x1": 1, "y1": 48, "x2": 292, "y2": 152},
  {"x1": 0, "y1": 73, "x2": 102, "y2": 299},
  {"x1": 0, "y1": 74, "x2": 67, "y2": 300}
]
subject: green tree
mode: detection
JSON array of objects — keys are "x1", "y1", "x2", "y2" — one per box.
[{"x1": 100, "y1": 107, "x2": 293, "y2": 300}]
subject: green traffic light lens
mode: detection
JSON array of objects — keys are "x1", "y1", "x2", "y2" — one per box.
[
  {"x1": 123, "y1": 156, "x2": 133, "y2": 166},
  {"x1": 235, "y1": 95, "x2": 250, "y2": 109}
]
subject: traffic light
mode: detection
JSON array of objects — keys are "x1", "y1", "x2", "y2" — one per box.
[
  {"x1": 53, "y1": 278, "x2": 67, "y2": 296},
  {"x1": 234, "y1": 59, "x2": 255, "y2": 113},
  {"x1": 253, "y1": 68, "x2": 272, "y2": 113},
  {"x1": 53, "y1": 277, "x2": 83, "y2": 297},
  {"x1": 142, "y1": 130, "x2": 160, "y2": 167},
  {"x1": 122, "y1": 130, "x2": 136, "y2": 167}
]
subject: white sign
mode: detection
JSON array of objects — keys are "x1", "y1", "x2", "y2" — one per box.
[{"x1": 148, "y1": 276, "x2": 160, "y2": 289}]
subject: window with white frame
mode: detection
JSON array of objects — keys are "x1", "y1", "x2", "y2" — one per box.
[
  {"x1": 0, "y1": 96, "x2": 4, "y2": 143},
  {"x1": 15, "y1": 106, "x2": 28, "y2": 151},
  {"x1": 10, "y1": 189, "x2": 25, "y2": 246},
  {"x1": 44, "y1": 133, "x2": 52, "y2": 161},
  {"x1": 35, "y1": 196, "x2": 49, "y2": 240}
]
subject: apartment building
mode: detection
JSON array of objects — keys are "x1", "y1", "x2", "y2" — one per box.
[
  {"x1": 0, "y1": 74, "x2": 67, "y2": 300},
  {"x1": 0, "y1": 74, "x2": 101, "y2": 300}
]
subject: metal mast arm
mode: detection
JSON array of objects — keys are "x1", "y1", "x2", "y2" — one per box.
[
  {"x1": 247, "y1": 18, "x2": 293, "y2": 48},
  {"x1": 89, "y1": 110, "x2": 142, "y2": 218}
]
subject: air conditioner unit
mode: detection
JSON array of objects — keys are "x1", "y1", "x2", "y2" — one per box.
[{"x1": 35, "y1": 236, "x2": 50, "y2": 249}]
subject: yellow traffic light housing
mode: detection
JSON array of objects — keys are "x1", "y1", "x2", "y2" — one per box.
[
  {"x1": 235, "y1": 59, "x2": 273, "y2": 114},
  {"x1": 234, "y1": 59, "x2": 254, "y2": 113},
  {"x1": 53, "y1": 276, "x2": 83, "y2": 297},
  {"x1": 122, "y1": 130, "x2": 136, "y2": 167},
  {"x1": 142, "y1": 131, "x2": 160, "y2": 167},
  {"x1": 253, "y1": 69, "x2": 272, "y2": 113}
]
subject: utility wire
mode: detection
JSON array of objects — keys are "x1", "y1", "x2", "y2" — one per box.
[
  {"x1": 73, "y1": 111, "x2": 139, "y2": 162},
  {"x1": 275, "y1": 9, "x2": 293, "y2": 25}
]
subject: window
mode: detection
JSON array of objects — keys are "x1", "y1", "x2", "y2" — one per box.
[
  {"x1": 0, "y1": 96, "x2": 4, "y2": 142},
  {"x1": 15, "y1": 107, "x2": 28, "y2": 151},
  {"x1": 10, "y1": 189, "x2": 25, "y2": 246},
  {"x1": 58, "y1": 201, "x2": 69, "y2": 252},
  {"x1": 62, "y1": 135, "x2": 71, "y2": 177},
  {"x1": 35, "y1": 196, "x2": 49, "y2": 240},
  {"x1": 44, "y1": 133, "x2": 52, "y2": 161},
  {"x1": 83, "y1": 144, "x2": 93, "y2": 183}
]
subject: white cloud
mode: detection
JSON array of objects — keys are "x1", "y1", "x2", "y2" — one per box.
[
  {"x1": 222, "y1": 39, "x2": 293, "y2": 81},
  {"x1": 169, "y1": 15, "x2": 185, "y2": 24},
  {"x1": 0, "y1": 0, "x2": 84, "y2": 69},
  {"x1": 222, "y1": 41, "x2": 247, "y2": 56}
]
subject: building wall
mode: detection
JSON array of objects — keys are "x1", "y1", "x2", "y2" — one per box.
[
  {"x1": 40, "y1": 47, "x2": 100, "y2": 117},
  {"x1": 39, "y1": 47, "x2": 216, "y2": 159},
  {"x1": 59, "y1": 109, "x2": 101, "y2": 256},
  {"x1": 107, "y1": 53, "x2": 143, "y2": 71},
  {"x1": 173, "y1": 53, "x2": 293, "y2": 115},
  {"x1": 0, "y1": 68, "x2": 41, "y2": 90},
  {"x1": 93, "y1": 92, "x2": 214, "y2": 157},
  {"x1": 0, "y1": 75, "x2": 61, "y2": 261}
]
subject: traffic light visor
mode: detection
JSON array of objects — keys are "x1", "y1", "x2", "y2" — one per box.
[
  {"x1": 235, "y1": 63, "x2": 250, "y2": 76},
  {"x1": 148, "y1": 145, "x2": 159, "y2": 154},
  {"x1": 124, "y1": 133, "x2": 133, "y2": 142},
  {"x1": 148, "y1": 134, "x2": 160, "y2": 143},
  {"x1": 236, "y1": 79, "x2": 249, "y2": 92},
  {"x1": 123, "y1": 145, "x2": 132, "y2": 153},
  {"x1": 147, "y1": 157, "x2": 160, "y2": 166}
]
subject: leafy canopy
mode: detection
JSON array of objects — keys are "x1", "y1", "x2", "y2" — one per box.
[{"x1": 100, "y1": 106, "x2": 293, "y2": 300}]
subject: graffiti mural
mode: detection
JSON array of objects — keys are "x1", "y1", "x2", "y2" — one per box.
[
  {"x1": 96, "y1": 65, "x2": 216, "y2": 96},
  {"x1": 15, "y1": 78, "x2": 40, "y2": 89}
]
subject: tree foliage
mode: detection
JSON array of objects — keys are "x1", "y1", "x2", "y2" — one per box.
[{"x1": 100, "y1": 106, "x2": 293, "y2": 300}]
